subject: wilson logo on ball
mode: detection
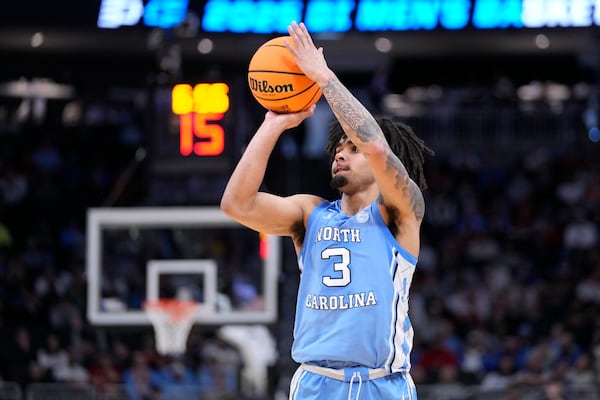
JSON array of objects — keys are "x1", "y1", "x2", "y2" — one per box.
[
  {"x1": 249, "y1": 78, "x2": 295, "y2": 94},
  {"x1": 247, "y1": 35, "x2": 322, "y2": 113}
]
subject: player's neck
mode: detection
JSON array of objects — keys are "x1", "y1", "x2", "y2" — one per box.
[{"x1": 340, "y1": 189, "x2": 379, "y2": 216}]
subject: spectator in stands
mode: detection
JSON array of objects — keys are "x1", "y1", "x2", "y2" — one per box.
[
  {"x1": 197, "y1": 339, "x2": 239, "y2": 399},
  {"x1": 88, "y1": 352, "x2": 122, "y2": 395},
  {"x1": 122, "y1": 351, "x2": 163, "y2": 400},
  {"x1": 515, "y1": 346, "x2": 551, "y2": 387},
  {"x1": 52, "y1": 346, "x2": 90, "y2": 386},
  {"x1": 419, "y1": 327, "x2": 460, "y2": 384},
  {"x1": 575, "y1": 265, "x2": 600, "y2": 305},
  {"x1": 159, "y1": 359, "x2": 200, "y2": 400},
  {"x1": 480, "y1": 353, "x2": 517, "y2": 393},
  {"x1": 564, "y1": 352, "x2": 598, "y2": 396},
  {"x1": 197, "y1": 354, "x2": 238, "y2": 400},
  {"x1": 37, "y1": 332, "x2": 68, "y2": 381},
  {"x1": 543, "y1": 379, "x2": 567, "y2": 400},
  {"x1": 563, "y1": 208, "x2": 598, "y2": 252},
  {"x1": 459, "y1": 329, "x2": 488, "y2": 384},
  {"x1": 0, "y1": 327, "x2": 38, "y2": 386}
]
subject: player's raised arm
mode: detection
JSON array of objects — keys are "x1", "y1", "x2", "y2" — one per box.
[
  {"x1": 285, "y1": 22, "x2": 422, "y2": 222},
  {"x1": 220, "y1": 108, "x2": 322, "y2": 238}
]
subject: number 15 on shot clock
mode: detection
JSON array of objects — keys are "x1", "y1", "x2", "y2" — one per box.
[{"x1": 171, "y1": 83, "x2": 230, "y2": 157}]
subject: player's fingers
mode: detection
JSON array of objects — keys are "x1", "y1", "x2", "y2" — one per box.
[
  {"x1": 289, "y1": 21, "x2": 309, "y2": 48},
  {"x1": 282, "y1": 38, "x2": 297, "y2": 55},
  {"x1": 297, "y1": 22, "x2": 311, "y2": 41},
  {"x1": 287, "y1": 22, "x2": 301, "y2": 45},
  {"x1": 298, "y1": 23, "x2": 314, "y2": 48},
  {"x1": 287, "y1": 25, "x2": 304, "y2": 52},
  {"x1": 287, "y1": 23, "x2": 295, "y2": 38}
]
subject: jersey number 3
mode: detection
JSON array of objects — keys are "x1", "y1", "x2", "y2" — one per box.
[{"x1": 321, "y1": 247, "x2": 351, "y2": 287}]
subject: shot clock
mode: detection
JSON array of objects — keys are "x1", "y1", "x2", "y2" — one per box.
[
  {"x1": 148, "y1": 81, "x2": 237, "y2": 205},
  {"x1": 150, "y1": 81, "x2": 235, "y2": 175},
  {"x1": 171, "y1": 83, "x2": 229, "y2": 157}
]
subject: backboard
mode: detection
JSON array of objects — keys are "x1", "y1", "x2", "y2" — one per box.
[{"x1": 86, "y1": 207, "x2": 281, "y2": 326}]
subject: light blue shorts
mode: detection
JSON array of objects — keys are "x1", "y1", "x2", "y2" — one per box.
[{"x1": 289, "y1": 364, "x2": 418, "y2": 400}]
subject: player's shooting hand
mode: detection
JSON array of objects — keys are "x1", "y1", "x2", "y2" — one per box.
[
  {"x1": 285, "y1": 21, "x2": 332, "y2": 86},
  {"x1": 264, "y1": 104, "x2": 316, "y2": 130}
]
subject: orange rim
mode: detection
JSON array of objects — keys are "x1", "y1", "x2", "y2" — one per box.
[{"x1": 143, "y1": 299, "x2": 198, "y2": 321}]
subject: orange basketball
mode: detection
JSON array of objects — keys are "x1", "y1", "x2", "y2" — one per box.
[{"x1": 248, "y1": 36, "x2": 322, "y2": 113}]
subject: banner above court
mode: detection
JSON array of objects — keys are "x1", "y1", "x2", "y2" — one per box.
[{"x1": 97, "y1": 0, "x2": 600, "y2": 32}]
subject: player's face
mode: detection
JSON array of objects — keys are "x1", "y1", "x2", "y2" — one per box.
[{"x1": 330, "y1": 136, "x2": 374, "y2": 192}]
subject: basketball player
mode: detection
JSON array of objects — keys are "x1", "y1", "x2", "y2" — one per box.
[{"x1": 220, "y1": 21, "x2": 434, "y2": 399}]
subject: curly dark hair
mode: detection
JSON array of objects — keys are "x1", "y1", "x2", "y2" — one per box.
[{"x1": 325, "y1": 116, "x2": 435, "y2": 190}]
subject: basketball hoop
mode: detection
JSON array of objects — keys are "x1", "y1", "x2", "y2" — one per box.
[{"x1": 143, "y1": 299, "x2": 200, "y2": 356}]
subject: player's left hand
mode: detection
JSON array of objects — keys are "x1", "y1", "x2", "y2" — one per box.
[{"x1": 285, "y1": 21, "x2": 331, "y2": 86}]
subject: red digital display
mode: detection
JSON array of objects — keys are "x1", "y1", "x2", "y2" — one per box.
[{"x1": 172, "y1": 83, "x2": 229, "y2": 157}]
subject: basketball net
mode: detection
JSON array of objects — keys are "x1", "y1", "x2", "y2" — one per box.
[{"x1": 143, "y1": 299, "x2": 200, "y2": 356}]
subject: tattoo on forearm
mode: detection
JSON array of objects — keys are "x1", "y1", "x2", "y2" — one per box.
[
  {"x1": 324, "y1": 77, "x2": 425, "y2": 221},
  {"x1": 390, "y1": 152, "x2": 425, "y2": 221},
  {"x1": 409, "y1": 181, "x2": 425, "y2": 221},
  {"x1": 322, "y1": 78, "x2": 379, "y2": 143},
  {"x1": 387, "y1": 153, "x2": 409, "y2": 193}
]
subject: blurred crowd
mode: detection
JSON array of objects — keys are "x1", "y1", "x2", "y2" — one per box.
[
  {"x1": 0, "y1": 117, "x2": 243, "y2": 399},
  {"x1": 409, "y1": 142, "x2": 599, "y2": 398},
  {"x1": 0, "y1": 82, "x2": 599, "y2": 400}
]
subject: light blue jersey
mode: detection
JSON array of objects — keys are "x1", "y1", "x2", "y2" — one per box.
[{"x1": 293, "y1": 200, "x2": 418, "y2": 372}]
